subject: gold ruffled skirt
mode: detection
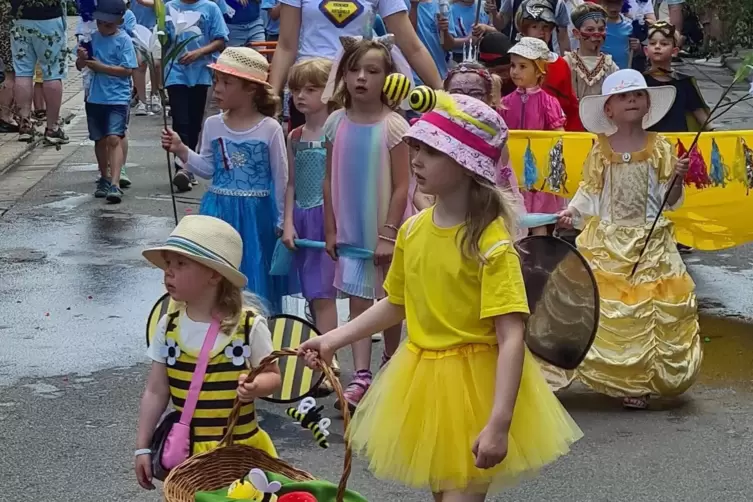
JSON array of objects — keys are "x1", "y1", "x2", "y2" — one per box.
[{"x1": 568, "y1": 217, "x2": 702, "y2": 397}]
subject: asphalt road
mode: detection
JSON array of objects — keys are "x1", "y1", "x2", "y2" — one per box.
[{"x1": 1, "y1": 111, "x2": 752, "y2": 502}]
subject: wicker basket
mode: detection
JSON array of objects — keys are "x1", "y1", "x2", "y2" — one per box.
[{"x1": 163, "y1": 349, "x2": 353, "y2": 502}]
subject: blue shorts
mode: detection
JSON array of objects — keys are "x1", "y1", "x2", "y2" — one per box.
[
  {"x1": 227, "y1": 19, "x2": 265, "y2": 47},
  {"x1": 11, "y1": 18, "x2": 69, "y2": 81},
  {"x1": 86, "y1": 103, "x2": 129, "y2": 141}
]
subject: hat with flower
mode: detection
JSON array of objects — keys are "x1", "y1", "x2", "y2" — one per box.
[{"x1": 404, "y1": 90, "x2": 507, "y2": 183}]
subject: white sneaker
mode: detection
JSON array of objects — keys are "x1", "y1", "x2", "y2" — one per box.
[
  {"x1": 150, "y1": 99, "x2": 162, "y2": 115},
  {"x1": 134, "y1": 102, "x2": 150, "y2": 116}
]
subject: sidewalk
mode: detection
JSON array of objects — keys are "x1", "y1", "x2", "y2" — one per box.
[{"x1": 0, "y1": 16, "x2": 85, "y2": 176}]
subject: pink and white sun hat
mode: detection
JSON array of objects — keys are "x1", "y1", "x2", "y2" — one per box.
[
  {"x1": 208, "y1": 47, "x2": 272, "y2": 88},
  {"x1": 404, "y1": 91, "x2": 507, "y2": 183}
]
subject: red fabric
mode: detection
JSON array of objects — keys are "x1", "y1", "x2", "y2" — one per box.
[{"x1": 543, "y1": 58, "x2": 584, "y2": 132}]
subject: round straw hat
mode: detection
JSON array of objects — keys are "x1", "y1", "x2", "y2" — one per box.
[
  {"x1": 208, "y1": 47, "x2": 272, "y2": 88},
  {"x1": 143, "y1": 215, "x2": 247, "y2": 288},
  {"x1": 579, "y1": 69, "x2": 676, "y2": 135}
]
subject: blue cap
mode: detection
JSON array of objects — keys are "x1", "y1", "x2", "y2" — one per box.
[{"x1": 93, "y1": 0, "x2": 126, "y2": 23}]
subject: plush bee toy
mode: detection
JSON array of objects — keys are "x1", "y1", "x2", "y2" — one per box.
[
  {"x1": 408, "y1": 85, "x2": 437, "y2": 113},
  {"x1": 382, "y1": 73, "x2": 412, "y2": 107},
  {"x1": 227, "y1": 468, "x2": 282, "y2": 501},
  {"x1": 286, "y1": 397, "x2": 331, "y2": 449}
]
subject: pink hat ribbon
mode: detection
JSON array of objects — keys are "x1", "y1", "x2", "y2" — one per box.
[{"x1": 420, "y1": 112, "x2": 502, "y2": 162}]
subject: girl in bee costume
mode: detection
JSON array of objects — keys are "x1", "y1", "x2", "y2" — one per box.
[
  {"x1": 300, "y1": 92, "x2": 582, "y2": 500},
  {"x1": 134, "y1": 215, "x2": 282, "y2": 490}
]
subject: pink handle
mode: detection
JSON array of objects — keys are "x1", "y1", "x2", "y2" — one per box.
[{"x1": 179, "y1": 319, "x2": 221, "y2": 424}]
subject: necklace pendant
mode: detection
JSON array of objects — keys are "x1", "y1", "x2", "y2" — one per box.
[{"x1": 622, "y1": 152, "x2": 632, "y2": 163}]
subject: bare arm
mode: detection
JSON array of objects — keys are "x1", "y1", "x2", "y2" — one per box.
[
  {"x1": 238, "y1": 364, "x2": 282, "y2": 402},
  {"x1": 386, "y1": 141, "x2": 411, "y2": 230},
  {"x1": 666, "y1": 177, "x2": 684, "y2": 206},
  {"x1": 693, "y1": 108, "x2": 712, "y2": 130},
  {"x1": 87, "y1": 60, "x2": 134, "y2": 77},
  {"x1": 136, "y1": 362, "x2": 171, "y2": 449},
  {"x1": 268, "y1": 4, "x2": 301, "y2": 92},
  {"x1": 408, "y1": 0, "x2": 418, "y2": 28},
  {"x1": 557, "y1": 28, "x2": 571, "y2": 55},
  {"x1": 282, "y1": 132, "x2": 297, "y2": 239},
  {"x1": 136, "y1": 0, "x2": 154, "y2": 6},
  {"x1": 384, "y1": 11, "x2": 442, "y2": 89},
  {"x1": 196, "y1": 38, "x2": 226, "y2": 57},
  {"x1": 268, "y1": 3, "x2": 281, "y2": 20},
  {"x1": 330, "y1": 299, "x2": 406, "y2": 349},
  {"x1": 489, "y1": 313, "x2": 525, "y2": 430}
]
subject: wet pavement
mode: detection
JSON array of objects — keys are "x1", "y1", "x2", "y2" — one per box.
[{"x1": 1, "y1": 82, "x2": 753, "y2": 501}]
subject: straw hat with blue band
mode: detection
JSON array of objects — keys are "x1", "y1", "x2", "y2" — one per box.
[{"x1": 143, "y1": 215, "x2": 248, "y2": 289}]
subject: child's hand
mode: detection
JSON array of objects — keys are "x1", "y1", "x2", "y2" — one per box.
[
  {"x1": 298, "y1": 335, "x2": 336, "y2": 368},
  {"x1": 281, "y1": 222, "x2": 297, "y2": 250},
  {"x1": 135, "y1": 453, "x2": 155, "y2": 490},
  {"x1": 437, "y1": 14, "x2": 449, "y2": 33},
  {"x1": 179, "y1": 49, "x2": 201, "y2": 65},
  {"x1": 472, "y1": 424, "x2": 508, "y2": 469},
  {"x1": 374, "y1": 238, "x2": 394, "y2": 267},
  {"x1": 325, "y1": 231, "x2": 338, "y2": 261},
  {"x1": 674, "y1": 155, "x2": 690, "y2": 180},
  {"x1": 161, "y1": 127, "x2": 185, "y2": 155},
  {"x1": 629, "y1": 37, "x2": 641, "y2": 52},
  {"x1": 556, "y1": 209, "x2": 575, "y2": 229},
  {"x1": 76, "y1": 46, "x2": 89, "y2": 62},
  {"x1": 237, "y1": 373, "x2": 264, "y2": 403}
]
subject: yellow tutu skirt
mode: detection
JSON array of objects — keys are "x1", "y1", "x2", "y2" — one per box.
[
  {"x1": 347, "y1": 342, "x2": 583, "y2": 494},
  {"x1": 192, "y1": 427, "x2": 278, "y2": 457},
  {"x1": 574, "y1": 217, "x2": 702, "y2": 397}
]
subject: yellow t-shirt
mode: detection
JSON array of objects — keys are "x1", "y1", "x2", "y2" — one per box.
[{"x1": 384, "y1": 208, "x2": 530, "y2": 351}]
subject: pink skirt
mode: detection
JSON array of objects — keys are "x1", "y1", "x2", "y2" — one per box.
[{"x1": 523, "y1": 191, "x2": 567, "y2": 215}]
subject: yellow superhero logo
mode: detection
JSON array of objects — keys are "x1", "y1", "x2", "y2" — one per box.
[{"x1": 319, "y1": 0, "x2": 365, "y2": 28}]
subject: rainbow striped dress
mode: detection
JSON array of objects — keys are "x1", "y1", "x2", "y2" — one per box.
[{"x1": 323, "y1": 109, "x2": 409, "y2": 299}]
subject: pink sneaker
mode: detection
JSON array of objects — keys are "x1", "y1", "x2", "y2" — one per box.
[{"x1": 337, "y1": 371, "x2": 371, "y2": 411}]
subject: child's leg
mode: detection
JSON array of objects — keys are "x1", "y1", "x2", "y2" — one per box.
[
  {"x1": 382, "y1": 323, "x2": 401, "y2": 360},
  {"x1": 33, "y1": 82, "x2": 45, "y2": 113},
  {"x1": 311, "y1": 298, "x2": 337, "y2": 335},
  {"x1": 530, "y1": 226, "x2": 547, "y2": 236},
  {"x1": 106, "y1": 134, "x2": 124, "y2": 187},
  {"x1": 433, "y1": 493, "x2": 443, "y2": 502},
  {"x1": 94, "y1": 139, "x2": 108, "y2": 179},
  {"x1": 133, "y1": 59, "x2": 148, "y2": 104},
  {"x1": 122, "y1": 135, "x2": 129, "y2": 164},
  {"x1": 349, "y1": 295, "x2": 373, "y2": 372}
]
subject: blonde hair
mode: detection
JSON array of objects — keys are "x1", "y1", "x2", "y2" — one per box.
[
  {"x1": 288, "y1": 58, "x2": 332, "y2": 91},
  {"x1": 215, "y1": 279, "x2": 267, "y2": 336},
  {"x1": 332, "y1": 39, "x2": 396, "y2": 109},
  {"x1": 459, "y1": 175, "x2": 517, "y2": 262}
]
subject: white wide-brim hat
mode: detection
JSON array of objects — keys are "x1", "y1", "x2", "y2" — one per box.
[
  {"x1": 143, "y1": 215, "x2": 248, "y2": 289},
  {"x1": 580, "y1": 69, "x2": 676, "y2": 135}
]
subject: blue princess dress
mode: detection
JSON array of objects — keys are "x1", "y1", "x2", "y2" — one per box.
[{"x1": 186, "y1": 115, "x2": 289, "y2": 313}]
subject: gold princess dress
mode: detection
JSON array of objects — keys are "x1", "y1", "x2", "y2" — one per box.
[{"x1": 565, "y1": 133, "x2": 702, "y2": 398}]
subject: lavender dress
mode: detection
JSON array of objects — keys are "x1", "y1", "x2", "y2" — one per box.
[{"x1": 290, "y1": 130, "x2": 336, "y2": 301}]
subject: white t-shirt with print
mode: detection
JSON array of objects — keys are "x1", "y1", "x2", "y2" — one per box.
[
  {"x1": 147, "y1": 311, "x2": 275, "y2": 368},
  {"x1": 625, "y1": 0, "x2": 654, "y2": 21},
  {"x1": 280, "y1": 0, "x2": 408, "y2": 61}
]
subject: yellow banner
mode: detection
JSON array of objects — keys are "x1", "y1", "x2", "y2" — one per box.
[{"x1": 507, "y1": 130, "x2": 753, "y2": 251}]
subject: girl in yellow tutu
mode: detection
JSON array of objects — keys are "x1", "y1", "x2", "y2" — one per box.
[
  {"x1": 557, "y1": 69, "x2": 702, "y2": 409},
  {"x1": 299, "y1": 92, "x2": 582, "y2": 500}
]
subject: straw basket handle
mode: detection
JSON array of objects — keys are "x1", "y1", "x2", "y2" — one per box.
[{"x1": 219, "y1": 349, "x2": 353, "y2": 502}]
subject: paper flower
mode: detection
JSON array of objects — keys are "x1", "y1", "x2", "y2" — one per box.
[
  {"x1": 224, "y1": 339, "x2": 251, "y2": 366},
  {"x1": 160, "y1": 338, "x2": 181, "y2": 366},
  {"x1": 132, "y1": 24, "x2": 163, "y2": 60},
  {"x1": 167, "y1": 5, "x2": 202, "y2": 37}
]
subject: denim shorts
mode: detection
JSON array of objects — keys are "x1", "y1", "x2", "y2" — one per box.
[
  {"x1": 11, "y1": 17, "x2": 69, "y2": 80},
  {"x1": 86, "y1": 103, "x2": 129, "y2": 141},
  {"x1": 227, "y1": 19, "x2": 265, "y2": 47}
]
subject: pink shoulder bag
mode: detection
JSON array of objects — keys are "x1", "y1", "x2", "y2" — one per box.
[{"x1": 151, "y1": 319, "x2": 221, "y2": 479}]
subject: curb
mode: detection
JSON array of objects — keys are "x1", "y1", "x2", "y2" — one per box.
[{"x1": 0, "y1": 109, "x2": 78, "y2": 179}]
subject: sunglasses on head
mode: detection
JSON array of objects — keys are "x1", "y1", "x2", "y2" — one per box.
[{"x1": 648, "y1": 21, "x2": 676, "y2": 39}]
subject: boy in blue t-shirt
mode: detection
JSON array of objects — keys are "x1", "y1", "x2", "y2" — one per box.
[
  {"x1": 165, "y1": 0, "x2": 228, "y2": 192},
  {"x1": 408, "y1": 0, "x2": 460, "y2": 83},
  {"x1": 450, "y1": 0, "x2": 489, "y2": 63},
  {"x1": 76, "y1": 0, "x2": 139, "y2": 204},
  {"x1": 600, "y1": 0, "x2": 637, "y2": 69}
]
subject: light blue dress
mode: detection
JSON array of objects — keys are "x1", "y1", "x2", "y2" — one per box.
[{"x1": 186, "y1": 115, "x2": 289, "y2": 314}]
